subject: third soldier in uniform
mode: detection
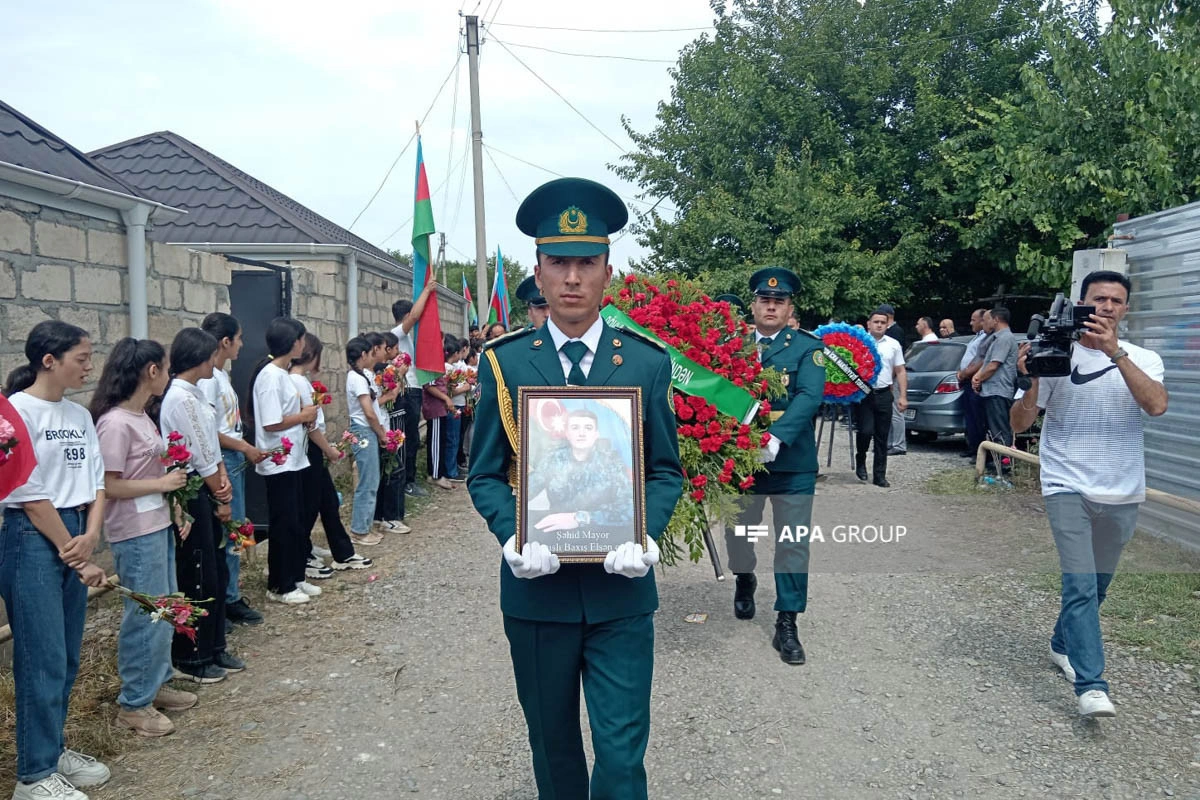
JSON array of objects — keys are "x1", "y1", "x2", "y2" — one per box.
[
  {"x1": 516, "y1": 275, "x2": 551, "y2": 330},
  {"x1": 726, "y1": 267, "x2": 826, "y2": 663}
]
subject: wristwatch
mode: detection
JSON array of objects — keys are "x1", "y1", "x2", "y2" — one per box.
[
  {"x1": 1110, "y1": 347, "x2": 1129, "y2": 363},
  {"x1": 574, "y1": 510, "x2": 591, "y2": 526}
]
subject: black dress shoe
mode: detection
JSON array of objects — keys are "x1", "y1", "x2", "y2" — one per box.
[
  {"x1": 733, "y1": 573, "x2": 757, "y2": 620},
  {"x1": 873, "y1": 477, "x2": 891, "y2": 488},
  {"x1": 772, "y1": 612, "x2": 806, "y2": 665},
  {"x1": 855, "y1": 465, "x2": 868, "y2": 482},
  {"x1": 226, "y1": 598, "x2": 264, "y2": 625}
]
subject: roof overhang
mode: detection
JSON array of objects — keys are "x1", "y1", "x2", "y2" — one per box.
[{"x1": 0, "y1": 160, "x2": 184, "y2": 224}]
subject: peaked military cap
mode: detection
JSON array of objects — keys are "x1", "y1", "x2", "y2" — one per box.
[
  {"x1": 749, "y1": 266, "x2": 801, "y2": 299},
  {"x1": 516, "y1": 275, "x2": 548, "y2": 308},
  {"x1": 714, "y1": 293, "x2": 747, "y2": 314},
  {"x1": 516, "y1": 177, "x2": 628, "y2": 257}
]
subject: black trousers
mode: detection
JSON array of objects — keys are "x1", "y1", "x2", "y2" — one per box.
[
  {"x1": 854, "y1": 387, "x2": 893, "y2": 481},
  {"x1": 173, "y1": 491, "x2": 228, "y2": 667},
  {"x1": 426, "y1": 416, "x2": 448, "y2": 479},
  {"x1": 301, "y1": 440, "x2": 356, "y2": 563},
  {"x1": 962, "y1": 387, "x2": 986, "y2": 454},
  {"x1": 403, "y1": 388, "x2": 422, "y2": 485},
  {"x1": 265, "y1": 470, "x2": 307, "y2": 595},
  {"x1": 375, "y1": 407, "x2": 406, "y2": 522},
  {"x1": 984, "y1": 395, "x2": 1014, "y2": 447}
]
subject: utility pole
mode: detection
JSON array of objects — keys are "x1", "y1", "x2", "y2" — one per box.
[
  {"x1": 465, "y1": 15, "x2": 488, "y2": 327},
  {"x1": 437, "y1": 232, "x2": 447, "y2": 286}
]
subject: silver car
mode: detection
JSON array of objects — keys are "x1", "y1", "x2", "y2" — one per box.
[{"x1": 902, "y1": 336, "x2": 976, "y2": 441}]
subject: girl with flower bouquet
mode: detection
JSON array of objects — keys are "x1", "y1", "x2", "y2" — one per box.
[
  {"x1": 421, "y1": 335, "x2": 460, "y2": 491},
  {"x1": 371, "y1": 332, "x2": 408, "y2": 533},
  {"x1": 456, "y1": 346, "x2": 481, "y2": 471},
  {"x1": 289, "y1": 334, "x2": 375, "y2": 569},
  {"x1": 345, "y1": 337, "x2": 390, "y2": 546},
  {"x1": 1, "y1": 321, "x2": 113, "y2": 796},
  {"x1": 444, "y1": 337, "x2": 471, "y2": 483},
  {"x1": 159, "y1": 328, "x2": 245, "y2": 684},
  {"x1": 90, "y1": 337, "x2": 199, "y2": 737},
  {"x1": 249, "y1": 318, "x2": 318, "y2": 605},
  {"x1": 199, "y1": 313, "x2": 268, "y2": 627}
]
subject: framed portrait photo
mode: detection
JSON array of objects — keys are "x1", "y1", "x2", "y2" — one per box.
[{"x1": 517, "y1": 386, "x2": 646, "y2": 563}]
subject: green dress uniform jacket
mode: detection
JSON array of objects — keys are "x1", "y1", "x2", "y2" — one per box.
[
  {"x1": 467, "y1": 321, "x2": 684, "y2": 624},
  {"x1": 761, "y1": 327, "x2": 827, "y2": 471}
]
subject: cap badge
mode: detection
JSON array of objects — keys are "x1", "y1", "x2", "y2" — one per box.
[
  {"x1": 767, "y1": 277, "x2": 779, "y2": 287},
  {"x1": 559, "y1": 206, "x2": 588, "y2": 235}
]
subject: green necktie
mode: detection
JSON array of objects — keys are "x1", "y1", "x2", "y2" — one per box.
[
  {"x1": 562, "y1": 340, "x2": 589, "y2": 385},
  {"x1": 757, "y1": 335, "x2": 774, "y2": 359}
]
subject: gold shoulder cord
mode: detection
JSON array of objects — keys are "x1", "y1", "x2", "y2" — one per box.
[{"x1": 484, "y1": 348, "x2": 521, "y2": 489}]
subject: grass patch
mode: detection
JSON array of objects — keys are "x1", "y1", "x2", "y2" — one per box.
[
  {"x1": 0, "y1": 600, "x2": 124, "y2": 790},
  {"x1": 925, "y1": 459, "x2": 1040, "y2": 495}
]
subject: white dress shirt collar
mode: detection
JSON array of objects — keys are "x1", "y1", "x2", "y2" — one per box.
[{"x1": 546, "y1": 316, "x2": 604, "y2": 354}]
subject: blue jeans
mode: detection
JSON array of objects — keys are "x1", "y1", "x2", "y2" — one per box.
[
  {"x1": 443, "y1": 413, "x2": 463, "y2": 479},
  {"x1": 350, "y1": 424, "x2": 380, "y2": 535},
  {"x1": 1045, "y1": 493, "x2": 1139, "y2": 695},
  {"x1": 221, "y1": 449, "x2": 246, "y2": 603},
  {"x1": 111, "y1": 527, "x2": 176, "y2": 710},
  {"x1": 0, "y1": 507, "x2": 89, "y2": 783}
]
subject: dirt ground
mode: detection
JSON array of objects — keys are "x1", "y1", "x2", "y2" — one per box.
[{"x1": 46, "y1": 441, "x2": 1200, "y2": 799}]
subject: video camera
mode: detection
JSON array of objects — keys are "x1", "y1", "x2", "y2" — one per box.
[{"x1": 1024, "y1": 293, "x2": 1095, "y2": 377}]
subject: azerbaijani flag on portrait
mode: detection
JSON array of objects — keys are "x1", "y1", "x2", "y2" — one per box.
[
  {"x1": 488, "y1": 247, "x2": 511, "y2": 328},
  {"x1": 462, "y1": 271, "x2": 478, "y2": 327},
  {"x1": 411, "y1": 137, "x2": 443, "y2": 386}
]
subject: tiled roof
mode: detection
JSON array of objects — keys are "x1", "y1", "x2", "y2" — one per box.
[
  {"x1": 0, "y1": 99, "x2": 142, "y2": 195},
  {"x1": 89, "y1": 131, "x2": 402, "y2": 266}
]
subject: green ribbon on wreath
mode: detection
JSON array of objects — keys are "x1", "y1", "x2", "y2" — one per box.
[{"x1": 601, "y1": 305, "x2": 761, "y2": 425}]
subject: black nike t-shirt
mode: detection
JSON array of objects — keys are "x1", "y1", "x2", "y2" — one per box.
[{"x1": 1035, "y1": 342, "x2": 1164, "y2": 503}]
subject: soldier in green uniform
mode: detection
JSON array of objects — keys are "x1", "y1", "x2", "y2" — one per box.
[
  {"x1": 726, "y1": 267, "x2": 826, "y2": 664},
  {"x1": 516, "y1": 274, "x2": 551, "y2": 330},
  {"x1": 467, "y1": 177, "x2": 683, "y2": 799}
]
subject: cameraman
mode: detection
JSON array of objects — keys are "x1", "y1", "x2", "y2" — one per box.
[{"x1": 1011, "y1": 270, "x2": 1167, "y2": 719}]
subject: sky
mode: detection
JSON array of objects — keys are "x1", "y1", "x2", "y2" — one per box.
[{"x1": 2, "y1": 0, "x2": 716, "y2": 279}]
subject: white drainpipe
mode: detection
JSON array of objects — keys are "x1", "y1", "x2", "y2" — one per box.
[
  {"x1": 121, "y1": 204, "x2": 152, "y2": 339},
  {"x1": 347, "y1": 249, "x2": 359, "y2": 339}
]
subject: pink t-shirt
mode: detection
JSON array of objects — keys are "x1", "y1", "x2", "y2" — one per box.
[{"x1": 96, "y1": 407, "x2": 172, "y2": 542}]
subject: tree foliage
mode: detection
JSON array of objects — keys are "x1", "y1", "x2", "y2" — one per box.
[{"x1": 619, "y1": 0, "x2": 1200, "y2": 316}]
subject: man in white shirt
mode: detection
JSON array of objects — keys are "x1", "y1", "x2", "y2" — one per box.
[
  {"x1": 916, "y1": 316, "x2": 939, "y2": 343},
  {"x1": 1011, "y1": 270, "x2": 1168, "y2": 719},
  {"x1": 955, "y1": 309, "x2": 989, "y2": 458},
  {"x1": 391, "y1": 281, "x2": 436, "y2": 498},
  {"x1": 853, "y1": 309, "x2": 907, "y2": 487}
]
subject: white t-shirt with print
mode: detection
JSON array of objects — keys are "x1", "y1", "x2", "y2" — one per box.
[
  {"x1": 198, "y1": 367, "x2": 243, "y2": 441},
  {"x1": 1036, "y1": 341, "x2": 1165, "y2": 504},
  {"x1": 2, "y1": 393, "x2": 105, "y2": 509},
  {"x1": 289, "y1": 372, "x2": 325, "y2": 434},
  {"x1": 449, "y1": 360, "x2": 468, "y2": 407},
  {"x1": 252, "y1": 363, "x2": 309, "y2": 476}
]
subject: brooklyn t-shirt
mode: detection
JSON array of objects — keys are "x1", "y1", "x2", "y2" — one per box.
[{"x1": 2, "y1": 392, "x2": 105, "y2": 510}]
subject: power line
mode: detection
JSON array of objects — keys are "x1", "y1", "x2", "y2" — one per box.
[
  {"x1": 489, "y1": 22, "x2": 714, "y2": 34},
  {"x1": 487, "y1": 38, "x2": 678, "y2": 64},
  {"x1": 483, "y1": 0, "x2": 506, "y2": 28},
  {"x1": 440, "y1": 49, "x2": 463, "y2": 226},
  {"x1": 448, "y1": 126, "x2": 473, "y2": 235},
  {"x1": 489, "y1": 35, "x2": 629, "y2": 154},
  {"x1": 348, "y1": 52, "x2": 463, "y2": 231},
  {"x1": 380, "y1": 138, "x2": 472, "y2": 247},
  {"x1": 482, "y1": 145, "x2": 519, "y2": 201}
]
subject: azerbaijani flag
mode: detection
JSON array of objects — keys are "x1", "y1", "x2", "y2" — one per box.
[
  {"x1": 411, "y1": 137, "x2": 443, "y2": 386},
  {"x1": 488, "y1": 247, "x2": 511, "y2": 328},
  {"x1": 462, "y1": 272, "x2": 478, "y2": 327}
]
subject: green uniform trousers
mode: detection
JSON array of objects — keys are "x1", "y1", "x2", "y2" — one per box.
[
  {"x1": 503, "y1": 612, "x2": 654, "y2": 800},
  {"x1": 725, "y1": 470, "x2": 815, "y2": 612}
]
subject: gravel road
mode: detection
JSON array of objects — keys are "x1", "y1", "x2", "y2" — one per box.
[{"x1": 90, "y1": 441, "x2": 1199, "y2": 800}]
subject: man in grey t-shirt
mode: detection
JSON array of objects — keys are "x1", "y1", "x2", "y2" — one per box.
[{"x1": 971, "y1": 307, "x2": 1018, "y2": 451}]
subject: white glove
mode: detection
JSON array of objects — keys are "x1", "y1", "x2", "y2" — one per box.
[
  {"x1": 503, "y1": 535, "x2": 561, "y2": 579},
  {"x1": 758, "y1": 434, "x2": 782, "y2": 463},
  {"x1": 603, "y1": 536, "x2": 660, "y2": 579}
]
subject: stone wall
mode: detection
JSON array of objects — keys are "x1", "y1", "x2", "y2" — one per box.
[{"x1": 0, "y1": 196, "x2": 230, "y2": 403}]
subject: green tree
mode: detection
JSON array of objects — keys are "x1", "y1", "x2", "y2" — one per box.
[
  {"x1": 943, "y1": 0, "x2": 1200, "y2": 287},
  {"x1": 618, "y1": 0, "x2": 1046, "y2": 320}
]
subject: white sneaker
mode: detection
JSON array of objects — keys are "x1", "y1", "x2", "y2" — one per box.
[
  {"x1": 331, "y1": 554, "x2": 374, "y2": 570},
  {"x1": 266, "y1": 589, "x2": 310, "y2": 605},
  {"x1": 13, "y1": 773, "x2": 87, "y2": 800},
  {"x1": 311, "y1": 544, "x2": 333, "y2": 559},
  {"x1": 297, "y1": 581, "x2": 323, "y2": 597},
  {"x1": 1050, "y1": 648, "x2": 1077, "y2": 683},
  {"x1": 373, "y1": 520, "x2": 395, "y2": 532},
  {"x1": 306, "y1": 555, "x2": 326, "y2": 569},
  {"x1": 305, "y1": 564, "x2": 334, "y2": 580},
  {"x1": 390, "y1": 520, "x2": 412, "y2": 534},
  {"x1": 1078, "y1": 689, "x2": 1116, "y2": 718},
  {"x1": 56, "y1": 750, "x2": 109, "y2": 788}
]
